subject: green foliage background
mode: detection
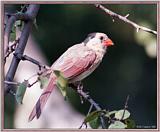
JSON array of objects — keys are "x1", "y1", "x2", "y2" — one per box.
[{"x1": 4, "y1": 4, "x2": 157, "y2": 128}]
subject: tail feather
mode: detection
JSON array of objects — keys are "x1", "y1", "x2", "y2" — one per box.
[{"x1": 28, "y1": 77, "x2": 56, "y2": 122}]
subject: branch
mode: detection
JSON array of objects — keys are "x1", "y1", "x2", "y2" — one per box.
[
  {"x1": 78, "y1": 90, "x2": 106, "y2": 128},
  {"x1": 121, "y1": 95, "x2": 130, "y2": 120},
  {"x1": 4, "y1": 15, "x2": 17, "y2": 56},
  {"x1": 4, "y1": 80, "x2": 19, "y2": 85},
  {"x1": 4, "y1": 10, "x2": 34, "y2": 57},
  {"x1": 5, "y1": 5, "x2": 40, "y2": 95},
  {"x1": 13, "y1": 53, "x2": 50, "y2": 70},
  {"x1": 4, "y1": 38, "x2": 19, "y2": 63},
  {"x1": 69, "y1": 84, "x2": 107, "y2": 129},
  {"x1": 95, "y1": 4, "x2": 157, "y2": 35}
]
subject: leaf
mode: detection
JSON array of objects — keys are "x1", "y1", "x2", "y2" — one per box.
[
  {"x1": 15, "y1": 20, "x2": 21, "y2": 27},
  {"x1": 105, "y1": 110, "x2": 117, "y2": 117},
  {"x1": 15, "y1": 80, "x2": 28, "y2": 104},
  {"x1": 54, "y1": 70, "x2": 68, "y2": 98},
  {"x1": 109, "y1": 110, "x2": 117, "y2": 115},
  {"x1": 84, "y1": 110, "x2": 106, "y2": 123},
  {"x1": 115, "y1": 109, "x2": 130, "y2": 120},
  {"x1": 38, "y1": 76, "x2": 49, "y2": 89},
  {"x1": 108, "y1": 121, "x2": 127, "y2": 129},
  {"x1": 15, "y1": 20, "x2": 24, "y2": 31},
  {"x1": 9, "y1": 26, "x2": 16, "y2": 42},
  {"x1": 10, "y1": 32, "x2": 16, "y2": 42},
  {"x1": 125, "y1": 119, "x2": 136, "y2": 128},
  {"x1": 57, "y1": 82, "x2": 67, "y2": 98},
  {"x1": 89, "y1": 117, "x2": 100, "y2": 129},
  {"x1": 20, "y1": 21, "x2": 24, "y2": 31}
]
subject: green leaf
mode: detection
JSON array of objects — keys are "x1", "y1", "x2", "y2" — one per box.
[
  {"x1": 115, "y1": 109, "x2": 130, "y2": 120},
  {"x1": 10, "y1": 32, "x2": 16, "y2": 42},
  {"x1": 108, "y1": 121, "x2": 127, "y2": 129},
  {"x1": 89, "y1": 117, "x2": 100, "y2": 129},
  {"x1": 54, "y1": 70, "x2": 68, "y2": 98},
  {"x1": 9, "y1": 26, "x2": 16, "y2": 42},
  {"x1": 125, "y1": 119, "x2": 136, "y2": 128},
  {"x1": 38, "y1": 76, "x2": 49, "y2": 89},
  {"x1": 15, "y1": 20, "x2": 21, "y2": 27},
  {"x1": 15, "y1": 20, "x2": 24, "y2": 31},
  {"x1": 15, "y1": 80, "x2": 28, "y2": 104},
  {"x1": 57, "y1": 82, "x2": 67, "y2": 98},
  {"x1": 84, "y1": 110, "x2": 106, "y2": 123},
  {"x1": 54, "y1": 70, "x2": 61, "y2": 77},
  {"x1": 105, "y1": 110, "x2": 117, "y2": 117},
  {"x1": 109, "y1": 110, "x2": 117, "y2": 115},
  {"x1": 11, "y1": 24, "x2": 16, "y2": 32}
]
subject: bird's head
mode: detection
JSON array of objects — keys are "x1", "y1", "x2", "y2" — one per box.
[{"x1": 83, "y1": 32, "x2": 114, "y2": 53}]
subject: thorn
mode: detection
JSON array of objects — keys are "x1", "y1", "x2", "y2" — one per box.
[
  {"x1": 95, "y1": 4, "x2": 100, "y2": 8},
  {"x1": 124, "y1": 14, "x2": 129, "y2": 18},
  {"x1": 39, "y1": 66, "x2": 41, "y2": 71},
  {"x1": 9, "y1": 89, "x2": 16, "y2": 96},
  {"x1": 136, "y1": 27, "x2": 139, "y2": 32},
  {"x1": 80, "y1": 95, "x2": 84, "y2": 104},
  {"x1": 112, "y1": 18, "x2": 115, "y2": 22}
]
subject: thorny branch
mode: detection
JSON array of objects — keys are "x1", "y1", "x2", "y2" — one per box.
[
  {"x1": 4, "y1": 80, "x2": 19, "y2": 85},
  {"x1": 69, "y1": 83, "x2": 107, "y2": 129},
  {"x1": 4, "y1": 11, "x2": 33, "y2": 56},
  {"x1": 121, "y1": 95, "x2": 130, "y2": 120},
  {"x1": 5, "y1": 5, "x2": 40, "y2": 95},
  {"x1": 13, "y1": 53, "x2": 50, "y2": 70},
  {"x1": 4, "y1": 38, "x2": 20, "y2": 63},
  {"x1": 4, "y1": 79, "x2": 39, "y2": 96},
  {"x1": 95, "y1": 4, "x2": 157, "y2": 35}
]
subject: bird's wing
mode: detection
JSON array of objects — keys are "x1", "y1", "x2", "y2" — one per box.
[
  {"x1": 28, "y1": 44, "x2": 96, "y2": 121},
  {"x1": 52, "y1": 44, "x2": 97, "y2": 79}
]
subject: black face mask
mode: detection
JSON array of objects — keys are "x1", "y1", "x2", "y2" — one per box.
[{"x1": 83, "y1": 33, "x2": 97, "y2": 45}]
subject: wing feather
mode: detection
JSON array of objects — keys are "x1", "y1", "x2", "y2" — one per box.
[{"x1": 52, "y1": 44, "x2": 96, "y2": 79}]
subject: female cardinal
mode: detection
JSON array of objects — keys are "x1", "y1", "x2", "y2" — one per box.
[{"x1": 28, "y1": 32, "x2": 113, "y2": 121}]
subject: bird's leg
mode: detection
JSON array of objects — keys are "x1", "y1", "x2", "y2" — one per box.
[
  {"x1": 73, "y1": 81, "x2": 84, "y2": 103},
  {"x1": 71, "y1": 81, "x2": 89, "y2": 104}
]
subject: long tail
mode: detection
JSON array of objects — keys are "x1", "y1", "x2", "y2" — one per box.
[{"x1": 28, "y1": 76, "x2": 56, "y2": 122}]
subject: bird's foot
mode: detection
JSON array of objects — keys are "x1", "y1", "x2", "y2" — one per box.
[
  {"x1": 77, "y1": 82, "x2": 84, "y2": 104},
  {"x1": 70, "y1": 81, "x2": 90, "y2": 103}
]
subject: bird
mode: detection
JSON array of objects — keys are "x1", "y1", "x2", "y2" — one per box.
[{"x1": 28, "y1": 32, "x2": 114, "y2": 121}]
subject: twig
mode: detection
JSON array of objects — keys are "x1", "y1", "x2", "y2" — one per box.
[
  {"x1": 5, "y1": 78, "x2": 38, "y2": 90},
  {"x1": 4, "y1": 16, "x2": 17, "y2": 56},
  {"x1": 4, "y1": 80, "x2": 19, "y2": 85},
  {"x1": 79, "y1": 90, "x2": 106, "y2": 129},
  {"x1": 4, "y1": 38, "x2": 20, "y2": 64},
  {"x1": 79, "y1": 104, "x2": 94, "y2": 129},
  {"x1": 5, "y1": 5, "x2": 40, "y2": 95},
  {"x1": 87, "y1": 104, "x2": 94, "y2": 115},
  {"x1": 28, "y1": 79, "x2": 39, "y2": 88},
  {"x1": 70, "y1": 84, "x2": 107, "y2": 129},
  {"x1": 20, "y1": 5, "x2": 28, "y2": 13},
  {"x1": 13, "y1": 53, "x2": 50, "y2": 70},
  {"x1": 121, "y1": 95, "x2": 130, "y2": 120},
  {"x1": 95, "y1": 4, "x2": 157, "y2": 35},
  {"x1": 9, "y1": 89, "x2": 16, "y2": 96},
  {"x1": 4, "y1": 12, "x2": 34, "y2": 57}
]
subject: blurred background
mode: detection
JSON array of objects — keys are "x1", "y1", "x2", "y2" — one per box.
[{"x1": 4, "y1": 4, "x2": 157, "y2": 129}]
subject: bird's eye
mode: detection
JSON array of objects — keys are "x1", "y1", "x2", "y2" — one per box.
[{"x1": 100, "y1": 36, "x2": 104, "y2": 40}]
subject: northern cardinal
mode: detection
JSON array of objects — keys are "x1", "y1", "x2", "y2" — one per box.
[{"x1": 28, "y1": 32, "x2": 114, "y2": 121}]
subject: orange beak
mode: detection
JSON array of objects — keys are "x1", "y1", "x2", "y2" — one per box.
[{"x1": 103, "y1": 38, "x2": 114, "y2": 47}]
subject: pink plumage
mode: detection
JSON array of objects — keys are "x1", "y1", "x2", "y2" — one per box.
[{"x1": 28, "y1": 33, "x2": 113, "y2": 121}]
